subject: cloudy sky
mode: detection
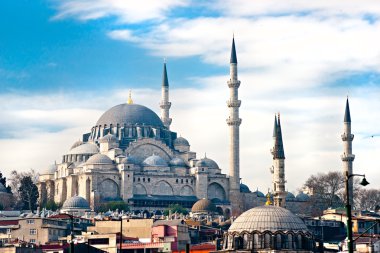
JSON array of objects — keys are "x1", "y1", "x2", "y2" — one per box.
[{"x1": 1, "y1": 0, "x2": 379, "y2": 193}]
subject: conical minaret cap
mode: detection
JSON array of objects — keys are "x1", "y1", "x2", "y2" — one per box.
[
  {"x1": 230, "y1": 37, "x2": 238, "y2": 64},
  {"x1": 273, "y1": 113, "x2": 285, "y2": 159},
  {"x1": 273, "y1": 114, "x2": 278, "y2": 138},
  {"x1": 162, "y1": 62, "x2": 169, "y2": 87},
  {"x1": 344, "y1": 98, "x2": 351, "y2": 123}
]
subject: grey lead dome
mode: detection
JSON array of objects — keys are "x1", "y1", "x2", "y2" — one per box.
[
  {"x1": 96, "y1": 103, "x2": 164, "y2": 127},
  {"x1": 229, "y1": 205, "x2": 309, "y2": 233},
  {"x1": 62, "y1": 196, "x2": 90, "y2": 210}
]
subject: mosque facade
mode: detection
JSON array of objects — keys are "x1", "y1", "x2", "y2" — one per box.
[{"x1": 37, "y1": 39, "x2": 330, "y2": 215}]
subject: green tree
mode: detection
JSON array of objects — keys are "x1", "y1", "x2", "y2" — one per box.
[
  {"x1": 0, "y1": 172, "x2": 12, "y2": 193},
  {"x1": 43, "y1": 200, "x2": 60, "y2": 211},
  {"x1": 18, "y1": 176, "x2": 39, "y2": 211},
  {"x1": 97, "y1": 201, "x2": 129, "y2": 212},
  {"x1": 164, "y1": 204, "x2": 189, "y2": 216}
]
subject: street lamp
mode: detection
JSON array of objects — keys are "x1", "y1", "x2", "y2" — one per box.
[{"x1": 345, "y1": 171, "x2": 369, "y2": 253}]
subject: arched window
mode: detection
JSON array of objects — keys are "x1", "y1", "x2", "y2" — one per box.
[
  {"x1": 276, "y1": 234, "x2": 282, "y2": 249},
  {"x1": 264, "y1": 233, "x2": 271, "y2": 248},
  {"x1": 253, "y1": 233, "x2": 260, "y2": 249},
  {"x1": 288, "y1": 234, "x2": 293, "y2": 249}
]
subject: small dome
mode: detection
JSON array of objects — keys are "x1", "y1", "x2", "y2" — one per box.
[
  {"x1": 70, "y1": 140, "x2": 83, "y2": 150},
  {"x1": 169, "y1": 157, "x2": 187, "y2": 167},
  {"x1": 42, "y1": 164, "x2": 57, "y2": 175},
  {"x1": 68, "y1": 143, "x2": 99, "y2": 155},
  {"x1": 86, "y1": 154, "x2": 113, "y2": 165},
  {"x1": 62, "y1": 196, "x2": 91, "y2": 210},
  {"x1": 191, "y1": 199, "x2": 217, "y2": 213},
  {"x1": 143, "y1": 155, "x2": 168, "y2": 167},
  {"x1": 99, "y1": 133, "x2": 118, "y2": 143},
  {"x1": 96, "y1": 104, "x2": 163, "y2": 128},
  {"x1": 229, "y1": 205, "x2": 309, "y2": 233},
  {"x1": 253, "y1": 189, "x2": 265, "y2": 197},
  {"x1": 121, "y1": 155, "x2": 138, "y2": 165},
  {"x1": 296, "y1": 192, "x2": 310, "y2": 201},
  {"x1": 286, "y1": 192, "x2": 296, "y2": 201},
  {"x1": 240, "y1": 183, "x2": 251, "y2": 193},
  {"x1": 0, "y1": 183, "x2": 7, "y2": 193},
  {"x1": 174, "y1": 137, "x2": 190, "y2": 146},
  {"x1": 195, "y1": 157, "x2": 219, "y2": 169}
]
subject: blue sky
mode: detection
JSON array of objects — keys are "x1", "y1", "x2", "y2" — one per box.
[{"x1": 0, "y1": 0, "x2": 379, "y2": 193}]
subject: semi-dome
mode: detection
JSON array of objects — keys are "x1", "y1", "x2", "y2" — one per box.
[
  {"x1": 191, "y1": 199, "x2": 217, "y2": 213},
  {"x1": 229, "y1": 205, "x2": 309, "y2": 233},
  {"x1": 68, "y1": 143, "x2": 99, "y2": 155},
  {"x1": 169, "y1": 157, "x2": 187, "y2": 167},
  {"x1": 86, "y1": 154, "x2": 113, "y2": 165},
  {"x1": 42, "y1": 164, "x2": 57, "y2": 175},
  {"x1": 240, "y1": 183, "x2": 251, "y2": 193},
  {"x1": 174, "y1": 137, "x2": 190, "y2": 146},
  {"x1": 96, "y1": 103, "x2": 163, "y2": 128},
  {"x1": 99, "y1": 133, "x2": 118, "y2": 143},
  {"x1": 296, "y1": 192, "x2": 310, "y2": 201},
  {"x1": 121, "y1": 155, "x2": 138, "y2": 165},
  {"x1": 70, "y1": 140, "x2": 83, "y2": 150},
  {"x1": 143, "y1": 154, "x2": 168, "y2": 167},
  {"x1": 62, "y1": 196, "x2": 91, "y2": 210},
  {"x1": 286, "y1": 192, "x2": 296, "y2": 201}
]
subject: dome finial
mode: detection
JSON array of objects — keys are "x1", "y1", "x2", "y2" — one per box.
[
  {"x1": 265, "y1": 192, "x2": 272, "y2": 206},
  {"x1": 127, "y1": 90, "x2": 133, "y2": 104}
]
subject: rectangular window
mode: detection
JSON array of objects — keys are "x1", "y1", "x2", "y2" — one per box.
[
  {"x1": 30, "y1": 229, "x2": 37, "y2": 235},
  {"x1": 27, "y1": 219, "x2": 35, "y2": 224},
  {"x1": 30, "y1": 239, "x2": 36, "y2": 243},
  {"x1": 6, "y1": 228, "x2": 11, "y2": 234}
]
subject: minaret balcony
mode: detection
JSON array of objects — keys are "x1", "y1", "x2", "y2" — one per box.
[
  {"x1": 159, "y1": 101, "x2": 171, "y2": 109},
  {"x1": 341, "y1": 133, "x2": 354, "y2": 141},
  {"x1": 226, "y1": 117, "x2": 242, "y2": 126},
  {"x1": 341, "y1": 154, "x2": 355, "y2": 161},
  {"x1": 227, "y1": 99, "x2": 241, "y2": 108},
  {"x1": 227, "y1": 80, "x2": 240, "y2": 88}
]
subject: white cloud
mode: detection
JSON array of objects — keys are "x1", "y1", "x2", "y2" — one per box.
[{"x1": 52, "y1": 0, "x2": 189, "y2": 23}]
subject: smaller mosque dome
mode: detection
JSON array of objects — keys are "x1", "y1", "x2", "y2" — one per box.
[
  {"x1": 68, "y1": 143, "x2": 99, "y2": 155},
  {"x1": 121, "y1": 155, "x2": 138, "y2": 165},
  {"x1": 195, "y1": 157, "x2": 219, "y2": 169},
  {"x1": 62, "y1": 196, "x2": 91, "y2": 210},
  {"x1": 42, "y1": 164, "x2": 57, "y2": 175},
  {"x1": 99, "y1": 133, "x2": 118, "y2": 143},
  {"x1": 286, "y1": 192, "x2": 296, "y2": 201},
  {"x1": 174, "y1": 137, "x2": 190, "y2": 146},
  {"x1": 191, "y1": 199, "x2": 217, "y2": 213},
  {"x1": 240, "y1": 183, "x2": 251, "y2": 193},
  {"x1": 252, "y1": 189, "x2": 265, "y2": 197},
  {"x1": 229, "y1": 205, "x2": 309, "y2": 233},
  {"x1": 169, "y1": 157, "x2": 187, "y2": 167},
  {"x1": 70, "y1": 140, "x2": 83, "y2": 150},
  {"x1": 296, "y1": 192, "x2": 310, "y2": 201},
  {"x1": 143, "y1": 155, "x2": 168, "y2": 167},
  {"x1": 86, "y1": 154, "x2": 113, "y2": 165}
]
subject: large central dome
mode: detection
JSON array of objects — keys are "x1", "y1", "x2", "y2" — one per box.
[{"x1": 96, "y1": 103, "x2": 164, "y2": 127}]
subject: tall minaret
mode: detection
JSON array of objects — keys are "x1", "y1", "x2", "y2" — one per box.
[
  {"x1": 341, "y1": 98, "x2": 355, "y2": 206},
  {"x1": 227, "y1": 37, "x2": 242, "y2": 198},
  {"x1": 270, "y1": 114, "x2": 286, "y2": 207},
  {"x1": 160, "y1": 62, "x2": 172, "y2": 129}
]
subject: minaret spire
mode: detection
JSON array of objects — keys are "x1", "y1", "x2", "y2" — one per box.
[
  {"x1": 341, "y1": 98, "x2": 355, "y2": 206},
  {"x1": 160, "y1": 61, "x2": 172, "y2": 129},
  {"x1": 227, "y1": 36, "x2": 242, "y2": 215},
  {"x1": 270, "y1": 113, "x2": 286, "y2": 207}
]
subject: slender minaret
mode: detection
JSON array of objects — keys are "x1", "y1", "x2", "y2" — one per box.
[
  {"x1": 270, "y1": 113, "x2": 286, "y2": 207},
  {"x1": 341, "y1": 98, "x2": 355, "y2": 206},
  {"x1": 160, "y1": 62, "x2": 172, "y2": 129},
  {"x1": 227, "y1": 37, "x2": 242, "y2": 194}
]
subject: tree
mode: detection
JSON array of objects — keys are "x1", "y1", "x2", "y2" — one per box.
[
  {"x1": 97, "y1": 201, "x2": 129, "y2": 212},
  {"x1": 164, "y1": 204, "x2": 189, "y2": 216},
  {"x1": 355, "y1": 188, "x2": 380, "y2": 210},
  {"x1": 43, "y1": 200, "x2": 60, "y2": 211},
  {"x1": 18, "y1": 176, "x2": 39, "y2": 211},
  {"x1": 0, "y1": 172, "x2": 12, "y2": 193},
  {"x1": 8, "y1": 169, "x2": 38, "y2": 208}
]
